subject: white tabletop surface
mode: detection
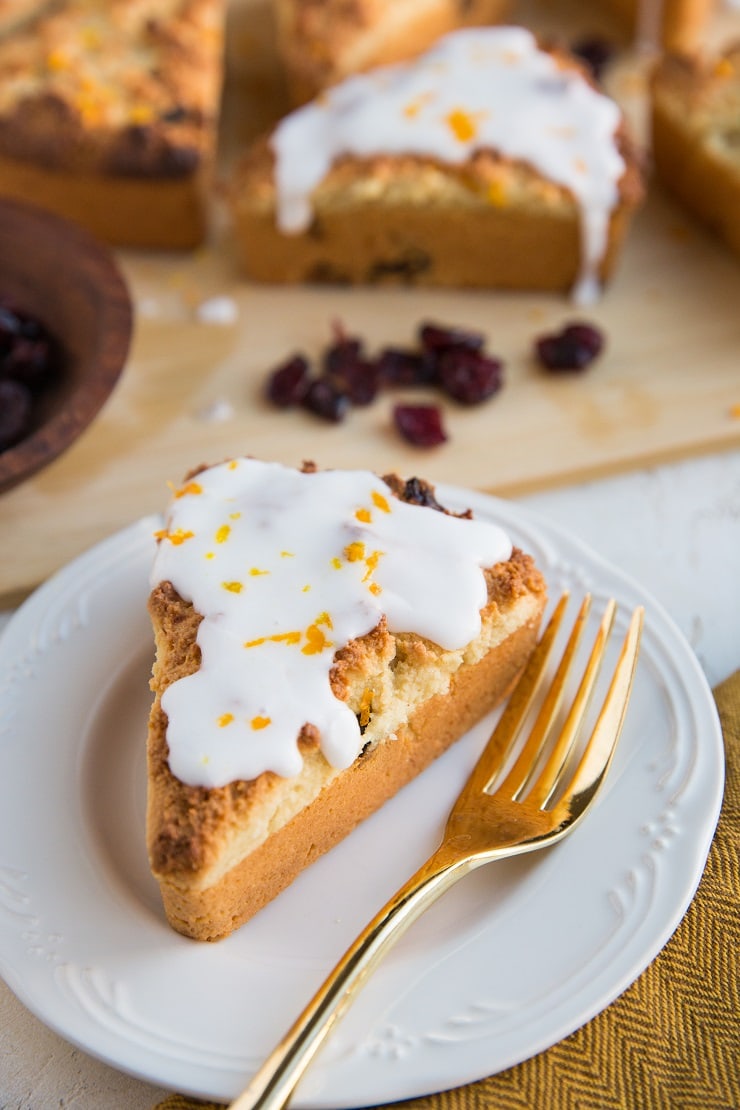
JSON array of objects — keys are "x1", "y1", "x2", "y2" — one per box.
[{"x1": 1, "y1": 447, "x2": 739, "y2": 1110}]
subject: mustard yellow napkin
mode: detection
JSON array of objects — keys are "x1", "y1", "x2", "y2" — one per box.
[{"x1": 155, "y1": 671, "x2": 740, "y2": 1110}]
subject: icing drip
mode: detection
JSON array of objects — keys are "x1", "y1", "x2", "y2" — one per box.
[
  {"x1": 271, "y1": 27, "x2": 625, "y2": 300},
  {"x1": 150, "y1": 459, "x2": 512, "y2": 788}
]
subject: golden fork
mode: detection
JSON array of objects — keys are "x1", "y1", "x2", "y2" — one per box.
[{"x1": 228, "y1": 593, "x2": 644, "y2": 1110}]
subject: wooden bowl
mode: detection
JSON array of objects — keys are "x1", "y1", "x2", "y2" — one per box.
[{"x1": 0, "y1": 198, "x2": 132, "y2": 494}]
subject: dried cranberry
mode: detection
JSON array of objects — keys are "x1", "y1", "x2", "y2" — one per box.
[
  {"x1": 2, "y1": 335, "x2": 58, "y2": 391},
  {"x1": 393, "y1": 404, "x2": 448, "y2": 447},
  {"x1": 338, "y1": 360, "x2": 381, "y2": 405},
  {"x1": 376, "y1": 347, "x2": 438, "y2": 387},
  {"x1": 402, "y1": 476, "x2": 445, "y2": 510},
  {"x1": 418, "y1": 322, "x2": 485, "y2": 354},
  {"x1": 535, "y1": 322, "x2": 605, "y2": 372},
  {"x1": 0, "y1": 378, "x2": 33, "y2": 452},
  {"x1": 303, "y1": 378, "x2": 350, "y2": 423},
  {"x1": 323, "y1": 335, "x2": 364, "y2": 376},
  {"x1": 438, "y1": 349, "x2": 504, "y2": 404},
  {"x1": 571, "y1": 37, "x2": 615, "y2": 83},
  {"x1": 266, "y1": 354, "x2": 311, "y2": 407},
  {"x1": 0, "y1": 304, "x2": 21, "y2": 355}
]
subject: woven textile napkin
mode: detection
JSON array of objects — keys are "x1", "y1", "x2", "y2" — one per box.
[{"x1": 155, "y1": 671, "x2": 740, "y2": 1110}]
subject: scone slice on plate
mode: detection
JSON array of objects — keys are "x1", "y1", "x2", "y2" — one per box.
[{"x1": 146, "y1": 459, "x2": 547, "y2": 941}]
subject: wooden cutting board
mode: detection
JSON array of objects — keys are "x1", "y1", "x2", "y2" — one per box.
[{"x1": 1, "y1": 3, "x2": 739, "y2": 607}]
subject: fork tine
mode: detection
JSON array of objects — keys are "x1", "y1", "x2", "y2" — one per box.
[
  {"x1": 454, "y1": 593, "x2": 571, "y2": 807},
  {"x1": 495, "y1": 594, "x2": 592, "y2": 800},
  {"x1": 555, "y1": 605, "x2": 644, "y2": 819},
  {"x1": 526, "y1": 599, "x2": 617, "y2": 808}
]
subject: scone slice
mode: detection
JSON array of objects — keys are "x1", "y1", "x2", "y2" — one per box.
[
  {"x1": 230, "y1": 27, "x2": 643, "y2": 298},
  {"x1": 652, "y1": 45, "x2": 740, "y2": 258},
  {"x1": 146, "y1": 461, "x2": 547, "y2": 940}
]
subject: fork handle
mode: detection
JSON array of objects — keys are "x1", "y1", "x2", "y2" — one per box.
[{"x1": 228, "y1": 843, "x2": 476, "y2": 1110}]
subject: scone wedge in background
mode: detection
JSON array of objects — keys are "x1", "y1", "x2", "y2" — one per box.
[
  {"x1": 229, "y1": 27, "x2": 644, "y2": 300},
  {"x1": 0, "y1": 0, "x2": 226, "y2": 249},
  {"x1": 651, "y1": 44, "x2": 740, "y2": 259},
  {"x1": 274, "y1": 0, "x2": 511, "y2": 104},
  {"x1": 603, "y1": 0, "x2": 715, "y2": 51},
  {"x1": 146, "y1": 458, "x2": 547, "y2": 941}
]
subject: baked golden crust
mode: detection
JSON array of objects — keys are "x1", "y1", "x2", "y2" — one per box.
[
  {"x1": 274, "y1": 0, "x2": 511, "y2": 104},
  {"x1": 651, "y1": 45, "x2": 740, "y2": 258},
  {"x1": 146, "y1": 471, "x2": 548, "y2": 940},
  {"x1": 229, "y1": 122, "x2": 643, "y2": 289},
  {"x1": 0, "y1": 0, "x2": 226, "y2": 246}
]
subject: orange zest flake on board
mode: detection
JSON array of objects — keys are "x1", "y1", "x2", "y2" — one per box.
[
  {"x1": 730, "y1": 403, "x2": 740, "y2": 419},
  {"x1": 251, "y1": 715, "x2": 271, "y2": 730},
  {"x1": 218, "y1": 713, "x2": 234, "y2": 727}
]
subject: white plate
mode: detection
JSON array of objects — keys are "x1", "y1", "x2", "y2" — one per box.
[{"x1": 0, "y1": 489, "x2": 724, "y2": 1106}]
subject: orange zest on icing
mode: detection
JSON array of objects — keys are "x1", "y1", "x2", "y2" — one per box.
[
  {"x1": 355, "y1": 508, "x2": 372, "y2": 523},
  {"x1": 250, "y1": 716, "x2": 271, "y2": 730},
  {"x1": 362, "y1": 550, "x2": 383, "y2": 582},
  {"x1": 175, "y1": 481, "x2": 203, "y2": 498},
  {"x1": 218, "y1": 713, "x2": 234, "y2": 727},
  {"x1": 446, "y1": 108, "x2": 480, "y2": 142},
  {"x1": 344, "y1": 541, "x2": 365, "y2": 562},
  {"x1": 302, "y1": 624, "x2": 334, "y2": 655},
  {"x1": 222, "y1": 581, "x2": 244, "y2": 593},
  {"x1": 155, "y1": 527, "x2": 195, "y2": 545},
  {"x1": 243, "y1": 631, "x2": 302, "y2": 648},
  {"x1": 215, "y1": 524, "x2": 231, "y2": 544},
  {"x1": 372, "y1": 491, "x2": 391, "y2": 513}
]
